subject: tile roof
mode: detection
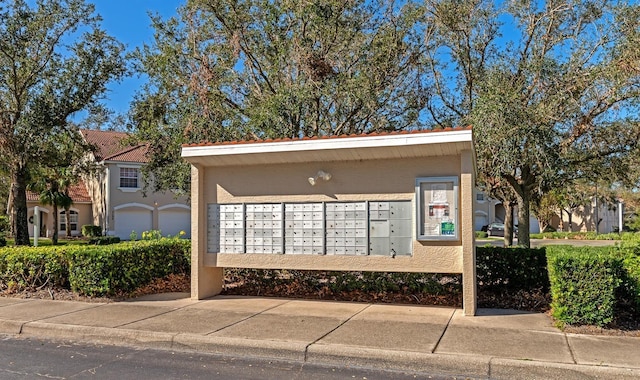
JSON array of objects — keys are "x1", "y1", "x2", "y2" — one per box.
[
  {"x1": 182, "y1": 126, "x2": 472, "y2": 148},
  {"x1": 80, "y1": 129, "x2": 148, "y2": 163},
  {"x1": 26, "y1": 181, "x2": 92, "y2": 203}
]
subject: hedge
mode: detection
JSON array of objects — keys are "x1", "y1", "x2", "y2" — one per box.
[
  {"x1": 0, "y1": 239, "x2": 190, "y2": 296},
  {"x1": 476, "y1": 246, "x2": 549, "y2": 292},
  {"x1": 0, "y1": 247, "x2": 69, "y2": 291},
  {"x1": 546, "y1": 246, "x2": 623, "y2": 327}
]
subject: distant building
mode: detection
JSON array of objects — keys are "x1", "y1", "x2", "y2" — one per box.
[{"x1": 26, "y1": 130, "x2": 190, "y2": 239}]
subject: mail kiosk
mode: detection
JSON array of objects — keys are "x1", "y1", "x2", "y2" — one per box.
[{"x1": 182, "y1": 127, "x2": 477, "y2": 315}]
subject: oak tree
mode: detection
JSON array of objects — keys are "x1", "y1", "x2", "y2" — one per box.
[{"x1": 0, "y1": 0, "x2": 127, "y2": 245}]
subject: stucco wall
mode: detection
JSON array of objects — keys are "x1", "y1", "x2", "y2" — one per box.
[
  {"x1": 27, "y1": 203, "x2": 93, "y2": 237},
  {"x1": 199, "y1": 155, "x2": 466, "y2": 274},
  {"x1": 106, "y1": 162, "x2": 190, "y2": 237}
]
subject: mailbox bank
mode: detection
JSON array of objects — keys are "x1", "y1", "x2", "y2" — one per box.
[{"x1": 182, "y1": 127, "x2": 477, "y2": 315}]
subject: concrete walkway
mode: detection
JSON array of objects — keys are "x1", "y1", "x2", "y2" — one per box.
[{"x1": 0, "y1": 294, "x2": 638, "y2": 379}]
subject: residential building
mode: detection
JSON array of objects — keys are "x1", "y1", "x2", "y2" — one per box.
[{"x1": 26, "y1": 130, "x2": 190, "y2": 239}]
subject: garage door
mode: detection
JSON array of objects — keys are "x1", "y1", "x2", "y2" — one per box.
[
  {"x1": 114, "y1": 209, "x2": 152, "y2": 240},
  {"x1": 475, "y1": 214, "x2": 488, "y2": 231},
  {"x1": 158, "y1": 209, "x2": 191, "y2": 238}
]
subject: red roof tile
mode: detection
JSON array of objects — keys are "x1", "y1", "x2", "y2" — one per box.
[
  {"x1": 26, "y1": 181, "x2": 92, "y2": 203},
  {"x1": 81, "y1": 129, "x2": 148, "y2": 163},
  {"x1": 182, "y1": 126, "x2": 472, "y2": 148}
]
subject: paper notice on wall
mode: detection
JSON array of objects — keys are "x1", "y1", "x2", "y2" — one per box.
[
  {"x1": 425, "y1": 223, "x2": 440, "y2": 235},
  {"x1": 431, "y1": 184, "x2": 447, "y2": 203},
  {"x1": 429, "y1": 204, "x2": 449, "y2": 218}
]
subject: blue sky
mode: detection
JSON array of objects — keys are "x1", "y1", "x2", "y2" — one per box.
[{"x1": 92, "y1": 1, "x2": 183, "y2": 116}]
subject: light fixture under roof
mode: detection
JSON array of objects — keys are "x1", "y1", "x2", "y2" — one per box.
[{"x1": 308, "y1": 170, "x2": 332, "y2": 186}]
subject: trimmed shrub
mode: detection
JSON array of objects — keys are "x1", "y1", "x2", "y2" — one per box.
[
  {"x1": 475, "y1": 231, "x2": 488, "y2": 239},
  {"x1": 546, "y1": 246, "x2": 623, "y2": 327},
  {"x1": 0, "y1": 247, "x2": 69, "y2": 292},
  {"x1": 81, "y1": 225, "x2": 102, "y2": 237},
  {"x1": 67, "y1": 239, "x2": 190, "y2": 296},
  {"x1": 87, "y1": 236, "x2": 121, "y2": 245},
  {"x1": 0, "y1": 239, "x2": 190, "y2": 297},
  {"x1": 616, "y1": 238, "x2": 640, "y2": 311},
  {"x1": 476, "y1": 246, "x2": 549, "y2": 292}
]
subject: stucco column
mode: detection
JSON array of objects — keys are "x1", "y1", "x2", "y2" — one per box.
[
  {"x1": 191, "y1": 164, "x2": 223, "y2": 300},
  {"x1": 460, "y1": 150, "x2": 477, "y2": 315}
]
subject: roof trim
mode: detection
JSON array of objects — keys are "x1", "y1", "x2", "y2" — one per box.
[{"x1": 182, "y1": 128, "x2": 472, "y2": 160}]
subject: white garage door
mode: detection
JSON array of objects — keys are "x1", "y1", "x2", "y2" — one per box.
[
  {"x1": 475, "y1": 214, "x2": 488, "y2": 231},
  {"x1": 114, "y1": 209, "x2": 152, "y2": 240},
  {"x1": 158, "y1": 209, "x2": 191, "y2": 238}
]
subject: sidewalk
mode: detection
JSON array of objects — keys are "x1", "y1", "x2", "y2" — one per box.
[{"x1": 0, "y1": 294, "x2": 638, "y2": 379}]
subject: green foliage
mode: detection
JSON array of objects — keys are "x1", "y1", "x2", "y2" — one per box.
[
  {"x1": 129, "y1": 231, "x2": 138, "y2": 241},
  {"x1": 131, "y1": 0, "x2": 428, "y2": 194},
  {"x1": 546, "y1": 246, "x2": 623, "y2": 327},
  {"x1": 141, "y1": 230, "x2": 162, "y2": 240},
  {"x1": 0, "y1": 247, "x2": 69, "y2": 292},
  {"x1": 476, "y1": 246, "x2": 549, "y2": 292},
  {"x1": 475, "y1": 231, "x2": 488, "y2": 238},
  {"x1": 0, "y1": 215, "x2": 9, "y2": 234},
  {"x1": 87, "y1": 236, "x2": 121, "y2": 245},
  {"x1": 0, "y1": 0, "x2": 127, "y2": 245},
  {"x1": 81, "y1": 225, "x2": 102, "y2": 237},
  {"x1": 0, "y1": 215, "x2": 8, "y2": 247},
  {"x1": 67, "y1": 239, "x2": 190, "y2": 296},
  {"x1": 0, "y1": 239, "x2": 190, "y2": 296}
]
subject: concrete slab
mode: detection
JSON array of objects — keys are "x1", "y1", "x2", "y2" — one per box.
[
  {"x1": 212, "y1": 314, "x2": 342, "y2": 343},
  {"x1": 122, "y1": 292, "x2": 195, "y2": 308},
  {"x1": 568, "y1": 334, "x2": 640, "y2": 369},
  {"x1": 352, "y1": 304, "x2": 455, "y2": 323},
  {"x1": 448, "y1": 308, "x2": 558, "y2": 332},
  {"x1": 437, "y1": 325, "x2": 573, "y2": 363},
  {"x1": 0, "y1": 298, "x2": 31, "y2": 307},
  {"x1": 0, "y1": 300, "x2": 101, "y2": 322},
  {"x1": 184, "y1": 296, "x2": 290, "y2": 313},
  {"x1": 318, "y1": 319, "x2": 446, "y2": 352},
  {"x1": 40, "y1": 304, "x2": 175, "y2": 328},
  {"x1": 121, "y1": 308, "x2": 253, "y2": 334},
  {"x1": 264, "y1": 300, "x2": 368, "y2": 318}
]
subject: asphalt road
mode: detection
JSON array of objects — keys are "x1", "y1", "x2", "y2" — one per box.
[{"x1": 0, "y1": 335, "x2": 460, "y2": 380}]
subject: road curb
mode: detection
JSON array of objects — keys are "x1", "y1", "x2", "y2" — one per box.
[
  {"x1": 9, "y1": 321, "x2": 640, "y2": 380},
  {"x1": 171, "y1": 334, "x2": 307, "y2": 361},
  {"x1": 0, "y1": 318, "x2": 25, "y2": 335},
  {"x1": 306, "y1": 343, "x2": 490, "y2": 377},
  {"x1": 20, "y1": 322, "x2": 175, "y2": 351},
  {"x1": 490, "y1": 358, "x2": 640, "y2": 380}
]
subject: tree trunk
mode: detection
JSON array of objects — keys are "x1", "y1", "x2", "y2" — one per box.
[
  {"x1": 6, "y1": 190, "x2": 14, "y2": 237},
  {"x1": 50, "y1": 182, "x2": 59, "y2": 245},
  {"x1": 503, "y1": 202, "x2": 514, "y2": 247},
  {"x1": 11, "y1": 164, "x2": 30, "y2": 246},
  {"x1": 516, "y1": 192, "x2": 531, "y2": 248},
  {"x1": 65, "y1": 203, "x2": 71, "y2": 238}
]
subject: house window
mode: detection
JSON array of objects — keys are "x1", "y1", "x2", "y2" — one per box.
[
  {"x1": 476, "y1": 193, "x2": 485, "y2": 202},
  {"x1": 60, "y1": 210, "x2": 78, "y2": 231},
  {"x1": 120, "y1": 167, "x2": 139, "y2": 188}
]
